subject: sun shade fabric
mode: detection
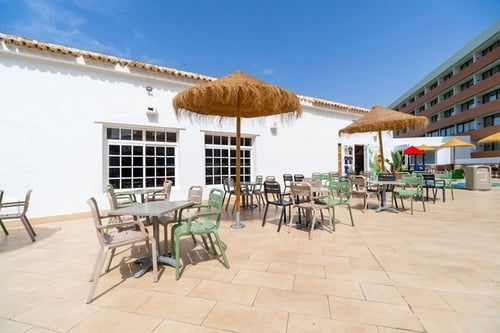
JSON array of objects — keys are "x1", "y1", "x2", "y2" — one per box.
[
  {"x1": 478, "y1": 132, "x2": 500, "y2": 144},
  {"x1": 403, "y1": 146, "x2": 425, "y2": 155}
]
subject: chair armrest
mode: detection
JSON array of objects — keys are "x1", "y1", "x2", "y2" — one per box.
[
  {"x1": 0, "y1": 200, "x2": 25, "y2": 208},
  {"x1": 98, "y1": 217, "x2": 148, "y2": 234}
]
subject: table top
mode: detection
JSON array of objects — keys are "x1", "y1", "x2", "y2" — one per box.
[
  {"x1": 108, "y1": 200, "x2": 193, "y2": 217},
  {"x1": 116, "y1": 188, "x2": 157, "y2": 196},
  {"x1": 368, "y1": 180, "x2": 404, "y2": 185}
]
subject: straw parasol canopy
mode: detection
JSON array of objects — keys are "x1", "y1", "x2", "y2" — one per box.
[
  {"x1": 478, "y1": 131, "x2": 500, "y2": 144},
  {"x1": 173, "y1": 70, "x2": 302, "y2": 227},
  {"x1": 339, "y1": 105, "x2": 428, "y2": 173},
  {"x1": 439, "y1": 138, "x2": 475, "y2": 168}
]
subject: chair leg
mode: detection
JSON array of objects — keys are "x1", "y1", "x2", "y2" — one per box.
[
  {"x1": 174, "y1": 234, "x2": 181, "y2": 280},
  {"x1": 277, "y1": 206, "x2": 286, "y2": 232},
  {"x1": 149, "y1": 236, "x2": 158, "y2": 282},
  {"x1": 212, "y1": 231, "x2": 230, "y2": 269},
  {"x1": 308, "y1": 209, "x2": 316, "y2": 240},
  {"x1": 105, "y1": 248, "x2": 116, "y2": 272},
  {"x1": 0, "y1": 220, "x2": 8, "y2": 235},
  {"x1": 19, "y1": 216, "x2": 35, "y2": 241},
  {"x1": 347, "y1": 204, "x2": 354, "y2": 226},
  {"x1": 87, "y1": 248, "x2": 108, "y2": 303},
  {"x1": 261, "y1": 203, "x2": 270, "y2": 227}
]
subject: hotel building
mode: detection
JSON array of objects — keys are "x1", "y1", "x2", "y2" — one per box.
[{"x1": 390, "y1": 21, "x2": 500, "y2": 162}]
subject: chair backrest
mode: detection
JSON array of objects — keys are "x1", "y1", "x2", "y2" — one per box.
[
  {"x1": 87, "y1": 197, "x2": 107, "y2": 247},
  {"x1": 265, "y1": 176, "x2": 275, "y2": 182},
  {"x1": 378, "y1": 173, "x2": 395, "y2": 181},
  {"x1": 263, "y1": 181, "x2": 282, "y2": 202},
  {"x1": 311, "y1": 172, "x2": 322, "y2": 179},
  {"x1": 293, "y1": 174, "x2": 305, "y2": 182},
  {"x1": 304, "y1": 177, "x2": 321, "y2": 187},
  {"x1": 207, "y1": 188, "x2": 224, "y2": 211},
  {"x1": 401, "y1": 174, "x2": 424, "y2": 186},
  {"x1": 290, "y1": 181, "x2": 312, "y2": 205},
  {"x1": 350, "y1": 175, "x2": 367, "y2": 193},
  {"x1": 253, "y1": 175, "x2": 264, "y2": 191},
  {"x1": 283, "y1": 174, "x2": 293, "y2": 185},
  {"x1": 21, "y1": 189, "x2": 33, "y2": 215},
  {"x1": 187, "y1": 185, "x2": 203, "y2": 204},
  {"x1": 162, "y1": 180, "x2": 173, "y2": 201},
  {"x1": 328, "y1": 179, "x2": 352, "y2": 194}
]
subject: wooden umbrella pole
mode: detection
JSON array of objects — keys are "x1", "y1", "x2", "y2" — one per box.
[
  {"x1": 378, "y1": 130, "x2": 385, "y2": 173},
  {"x1": 231, "y1": 91, "x2": 245, "y2": 229}
]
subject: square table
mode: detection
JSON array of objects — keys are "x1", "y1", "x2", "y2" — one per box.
[
  {"x1": 108, "y1": 200, "x2": 194, "y2": 278},
  {"x1": 367, "y1": 180, "x2": 403, "y2": 213}
]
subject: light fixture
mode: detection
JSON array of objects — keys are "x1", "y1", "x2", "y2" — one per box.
[
  {"x1": 146, "y1": 86, "x2": 153, "y2": 92},
  {"x1": 146, "y1": 106, "x2": 157, "y2": 115}
]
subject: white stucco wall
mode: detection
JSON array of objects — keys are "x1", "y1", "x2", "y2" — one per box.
[{"x1": 2, "y1": 42, "x2": 378, "y2": 218}]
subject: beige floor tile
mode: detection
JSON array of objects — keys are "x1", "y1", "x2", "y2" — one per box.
[
  {"x1": 267, "y1": 261, "x2": 325, "y2": 278},
  {"x1": 13, "y1": 298, "x2": 99, "y2": 332},
  {"x1": 153, "y1": 319, "x2": 228, "y2": 333},
  {"x1": 438, "y1": 292, "x2": 500, "y2": 317},
  {"x1": 413, "y1": 306, "x2": 500, "y2": 333},
  {"x1": 325, "y1": 266, "x2": 391, "y2": 284},
  {"x1": 0, "y1": 289, "x2": 48, "y2": 318},
  {"x1": 232, "y1": 269, "x2": 294, "y2": 290},
  {"x1": 397, "y1": 286, "x2": 453, "y2": 310},
  {"x1": 293, "y1": 275, "x2": 364, "y2": 299},
  {"x1": 189, "y1": 280, "x2": 259, "y2": 305},
  {"x1": 287, "y1": 313, "x2": 379, "y2": 333},
  {"x1": 68, "y1": 307, "x2": 161, "y2": 333},
  {"x1": 360, "y1": 283, "x2": 406, "y2": 304},
  {"x1": 135, "y1": 293, "x2": 215, "y2": 325},
  {"x1": 0, "y1": 317, "x2": 33, "y2": 332},
  {"x1": 254, "y1": 287, "x2": 330, "y2": 318},
  {"x1": 330, "y1": 296, "x2": 423, "y2": 331},
  {"x1": 203, "y1": 302, "x2": 288, "y2": 333}
]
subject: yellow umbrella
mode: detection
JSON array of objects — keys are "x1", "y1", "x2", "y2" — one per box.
[
  {"x1": 439, "y1": 138, "x2": 475, "y2": 167},
  {"x1": 173, "y1": 70, "x2": 302, "y2": 228},
  {"x1": 417, "y1": 144, "x2": 437, "y2": 151},
  {"x1": 339, "y1": 105, "x2": 428, "y2": 173},
  {"x1": 478, "y1": 132, "x2": 500, "y2": 144}
]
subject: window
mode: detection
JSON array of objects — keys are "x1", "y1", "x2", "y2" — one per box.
[
  {"x1": 442, "y1": 71, "x2": 453, "y2": 81},
  {"x1": 430, "y1": 114, "x2": 438, "y2": 123},
  {"x1": 456, "y1": 120, "x2": 475, "y2": 133},
  {"x1": 443, "y1": 108, "x2": 453, "y2": 118},
  {"x1": 106, "y1": 127, "x2": 177, "y2": 189},
  {"x1": 429, "y1": 82, "x2": 438, "y2": 91},
  {"x1": 461, "y1": 99, "x2": 474, "y2": 111},
  {"x1": 418, "y1": 90, "x2": 424, "y2": 99},
  {"x1": 460, "y1": 79, "x2": 474, "y2": 91},
  {"x1": 482, "y1": 89, "x2": 499, "y2": 104},
  {"x1": 430, "y1": 98, "x2": 438, "y2": 106},
  {"x1": 205, "y1": 134, "x2": 253, "y2": 186},
  {"x1": 481, "y1": 40, "x2": 499, "y2": 56},
  {"x1": 439, "y1": 125, "x2": 455, "y2": 136},
  {"x1": 418, "y1": 105, "x2": 425, "y2": 112},
  {"x1": 442, "y1": 90, "x2": 453, "y2": 100},
  {"x1": 428, "y1": 130, "x2": 439, "y2": 137},
  {"x1": 482, "y1": 64, "x2": 499, "y2": 80},
  {"x1": 483, "y1": 113, "x2": 500, "y2": 127},
  {"x1": 460, "y1": 58, "x2": 473, "y2": 71}
]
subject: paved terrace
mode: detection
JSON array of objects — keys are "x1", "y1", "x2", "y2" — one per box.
[{"x1": 1, "y1": 186, "x2": 499, "y2": 332}]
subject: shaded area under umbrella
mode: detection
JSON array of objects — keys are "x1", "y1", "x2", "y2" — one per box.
[
  {"x1": 403, "y1": 145, "x2": 425, "y2": 171},
  {"x1": 173, "y1": 70, "x2": 302, "y2": 228},
  {"x1": 439, "y1": 138, "x2": 475, "y2": 169},
  {"x1": 339, "y1": 105, "x2": 428, "y2": 174}
]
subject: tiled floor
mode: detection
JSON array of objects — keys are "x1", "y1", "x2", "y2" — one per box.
[{"x1": 1, "y1": 186, "x2": 499, "y2": 332}]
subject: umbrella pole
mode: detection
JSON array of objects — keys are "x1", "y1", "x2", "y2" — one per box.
[
  {"x1": 378, "y1": 130, "x2": 385, "y2": 173},
  {"x1": 231, "y1": 94, "x2": 245, "y2": 229}
]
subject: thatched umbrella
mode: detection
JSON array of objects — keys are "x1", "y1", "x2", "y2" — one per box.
[
  {"x1": 339, "y1": 105, "x2": 428, "y2": 173},
  {"x1": 439, "y1": 138, "x2": 475, "y2": 168},
  {"x1": 173, "y1": 70, "x2": 302, "y2": 228},
  {"x1": 478, "y1": 132, "x2": 500, "y2": 144}
]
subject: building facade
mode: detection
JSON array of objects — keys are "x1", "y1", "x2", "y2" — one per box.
[
  {"x1": 1, "y1": 33, "x2": 384, "y2": 219},
  {"x1": 390, "y1": 21, "x2": 500, "y2": 162}
]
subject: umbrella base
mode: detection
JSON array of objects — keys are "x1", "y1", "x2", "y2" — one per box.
[{"x1": 231, "y1": 212, "x2": 246, "y2": 229}]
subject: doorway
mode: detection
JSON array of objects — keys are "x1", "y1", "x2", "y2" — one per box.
[{"x1": 354, "y1": 145, "x2": 364, "y2": 175}]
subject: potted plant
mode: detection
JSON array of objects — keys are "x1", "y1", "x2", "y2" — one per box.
[{"x1": 385, "y1": 151, "x2": 403, "y2": 176}]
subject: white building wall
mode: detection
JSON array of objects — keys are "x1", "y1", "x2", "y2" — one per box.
[{"x1": 1, "y1": 43, "x2": 374, "y2": 219}]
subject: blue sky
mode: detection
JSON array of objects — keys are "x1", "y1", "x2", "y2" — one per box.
[{"x1": 0, "y1": 0, "x2": 498, "y2": 109}]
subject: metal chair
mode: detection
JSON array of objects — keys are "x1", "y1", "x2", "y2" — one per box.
[
  {"x1": 262, "y1": 181, "x2": 293, "y2": 232},
  {"x1": 0, "y1": 189, "x2": 36, "y2": 241},
  {"x1": 86, "y1": 197, "x2": 157, "y2": 303}
]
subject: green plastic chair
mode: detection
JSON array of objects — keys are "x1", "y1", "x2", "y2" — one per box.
[
  {"x1": 392, "y1": 175, "x2": 426, "y2": 214},
  {"x1": 171, "y1": 188, "x2": 229, "y2": 280},
  {"x1": 326, "y1": 179, "x2": 354, "y2": 227},
  {"x1": 435, "y1": 171, "x2": 455, "y2": 200}
]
